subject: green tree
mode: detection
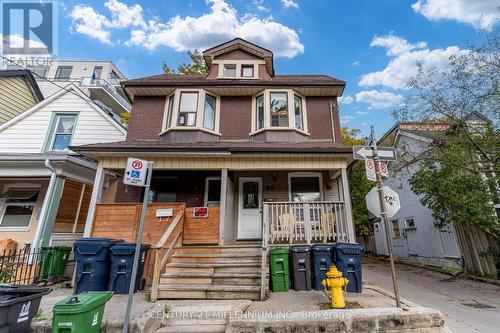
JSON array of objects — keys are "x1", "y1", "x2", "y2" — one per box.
[
  {"x1": 120, "y1": 111, "x2": 130, "y2": 125},
  {"x1": 163, "y1": 49, "x2": 208, "y2": 75},
  {"x1": 393, "y1": 34, "x2": 500, "y2": 237},
  {"x1": 341, "y1": 128, "x2": 373, "y2": 237}
]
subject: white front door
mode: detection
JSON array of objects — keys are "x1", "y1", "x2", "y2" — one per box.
[{"x1": 237, "y1": 177, "x2": 262, "y2": 239}]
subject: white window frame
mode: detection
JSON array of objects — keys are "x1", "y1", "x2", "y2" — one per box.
[
  {"x1": 204, "y1": 177, "x2": 222, "y2": 206},
  {"x1": 404, "y1": 217, "x2": 416, "y2": 230},
  {"x1": 287, "y1": 172, "x2": 324, "y2": 202},
  {"x1": 251, "y1": 89, "x2": 309, "y2": 135},
  {"x1": 0, "y1": 184, "x2": 42, "y2": 231},
  {"x1": 161, "y1": 89, "x2": 221, "y2": 136},
  {"x1": 49, "y1": 113, "x2": 78, "y2": 152},
  {"x1": 214, "y1": 60, "x2": 263, "y2": 79}
]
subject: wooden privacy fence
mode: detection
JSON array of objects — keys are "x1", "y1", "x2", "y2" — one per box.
[
  {"x1": 92, "y1": 202, "x2": 186, "y2": 283},
  {"x1": 455, "y1": 225, "x2": 498, "y2": 278}
]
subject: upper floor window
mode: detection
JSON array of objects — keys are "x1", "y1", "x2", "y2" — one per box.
[
  {"x1": 50, "y1": 114, "x2": 77, "y2": 151},
  {"x1": 54, "y1": 66, "x2": 73, "y2": 81},
  {"x1": 178, "y1": 92, "x2": 198, "y2": 126},
  {"x1": 253, "y1": 90, "x2": 308, "y2": 133},
  {"x1": 110, "y1": 70, "x2": 120, "y2": 80},
  {"x1": 93, "y1": 66, "x2": 103, "y2": 79},
  {"x1": 223, "y1": 64, "x2": 237, "y2": 77},
  {"x1": 29, "y1": 66, "x2": 48, "y2": 78},
  {"x1": 270, "y1": 92, "x2": 288, "y2": 127},
  {"x1": 241, "y1": 65, "x2": 254, "y2": 78},
  {"x1": 163, "y1": 89, "x2": 220, "y2": 134}
]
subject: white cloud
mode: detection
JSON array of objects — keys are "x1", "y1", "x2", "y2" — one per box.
[
  {"x1": 253, "y1": 0, "x2": 269, "y2": 12},
  {"x1": 352, "y1": 60, "x2": 360, "y2": 66},
  {"x1": 355, "y1": 90, "x2": 403, "y2": 109},
  {"x1": 340, "y1": 115, "x2": 354, "y2": 125},
  {"x1": 412, "y1": 0, "x2": 499, "y2": 30},
  {"x1": 1, "y1": 34, "x2": 47, "y2": 49},
  {"x1": 356, "y1": 110, "x2": 370, "y2": 115},
  {"x1": 70, "y1": 0, "x2": 303, "y2": 58},
  {"x1": 338, "y1": 95, "x2": 353, "y2": 105},
  {"x1": 359, "y1": 33, "x2": 467, "y2": 89},
  {"x1": 282, "y1": 0, "x2": 299, "y2": 9}
]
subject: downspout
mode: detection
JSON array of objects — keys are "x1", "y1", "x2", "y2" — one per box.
[
  {"x1": 329, "y1": 101, "x2": 336, "y2": 142},
  {"x1": 31, "y1": 159, "x2": 57, "y2": 250}
]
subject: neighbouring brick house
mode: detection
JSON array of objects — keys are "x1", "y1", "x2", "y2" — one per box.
[{"x1": 72, "y1": 38, "x2": 356, "y2": 301}]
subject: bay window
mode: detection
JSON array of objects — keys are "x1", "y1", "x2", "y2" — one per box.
[
  {"x1": 178, "y1": 92, "x2": 198, "y2": 126},
  {"x1": 294, "y1": 95, "x2": 303, "y2": 130},
  {"x1": 164, "y1": 89, "x2": 220, "y2": 133},
  {"x1": 252, "y1": 90, "x2": 307, "y2": 133},
  {"x1": 203, "y1": 94, "x2": 216, "y2": 130}
]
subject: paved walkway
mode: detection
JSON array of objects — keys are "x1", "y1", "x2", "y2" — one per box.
[{"x1": 364, "y1": 257, "x2": 500, "y2": 333}]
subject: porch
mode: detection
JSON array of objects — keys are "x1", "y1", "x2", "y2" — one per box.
[{"x1": 83, "y1": 152, "x2": 355, "y2": 300}]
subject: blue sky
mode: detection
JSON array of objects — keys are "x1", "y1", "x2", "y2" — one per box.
[{"x1": 54, "y1": 0, "x2": 498, "y2": 136}]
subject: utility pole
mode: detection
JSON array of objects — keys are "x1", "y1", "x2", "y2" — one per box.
[{"x1": 370, "y1": 126, "x2": 401, "y2": 307}]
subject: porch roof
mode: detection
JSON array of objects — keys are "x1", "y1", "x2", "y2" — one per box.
[{"x1": 71, "y1": 139, "x2": 352, "y2": 155}]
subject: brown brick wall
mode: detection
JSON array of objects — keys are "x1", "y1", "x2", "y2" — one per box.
[
  {"x1": 126, "y1": 96, "x2": 166, "y2": 140},
  {"x1": 219, "y1": 96, "x2": 253, "y2": 139},
  {"x1": 115, "y1": 178, "x2": 142, "y2": 202},
  {"x1": 306, "y1": 96, "x2": 341, "y2": 142}
]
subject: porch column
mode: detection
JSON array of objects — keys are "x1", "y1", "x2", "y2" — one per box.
[
  {"x1": 218, "y1": 168, "x2": 228, "y2": 245},
  {"x1": 341, "y1": 167, "x2": 356, "y2": 243},
  {"x1": 83, "y1": 161, "x2": 105, "y2": 237}
]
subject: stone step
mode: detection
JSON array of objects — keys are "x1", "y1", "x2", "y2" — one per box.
[
  {"x1": 157, "y1": 284, "x2": 261, "y2": 300},
  {"x1": 169, "y1": 256, "x2": 261, "y2": 264},
  {"x1": 162, "y1": 317, "x2": 227, "y2": 326},
  {"x1": 162, "y1": 271, "x2": 261, "y2": 279},
  {"x1": 172, "y1": 253, "x2": 261, "y2": 258},
  {"x1": 161, "y1": 277, "x2": 260, "y2": 286},
  {"x1": 157, "y1": 324, "x2": 226, "y2": 333},
  {"x1": 165, "y1": 262, "x2": 261, "y2": 269},
  {"x1": 174, "y1": 246, "x2": 261, "y2": 256}
]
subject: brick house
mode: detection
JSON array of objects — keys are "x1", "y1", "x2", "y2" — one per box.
[{"x1": 73, "y1": 38, "x2": 355, "y2": 301}]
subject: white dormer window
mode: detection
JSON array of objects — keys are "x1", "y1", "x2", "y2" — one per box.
[
  {"x1": 241, "y1": 65, "x2": 254, "y2": 78},
  {"x1": 223, "y1": 64, "x2": 237, "y2": 77},
  {"x1": 215, "y1": 60, "x2": 263, "y2": 79},
  {"x1": 163, "y1": 89, "x2": 221, "y2": 135},
  {"x1": 252, "y1": 90, "x2": 308, "y2": 134},
  {"x1": 49, "y1": 114, "x2": 77, "y2": 151}
]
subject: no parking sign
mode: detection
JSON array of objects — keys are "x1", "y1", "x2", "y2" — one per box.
[{"x1": 123, "y1": 157, "x2": 148, "y2": 186}]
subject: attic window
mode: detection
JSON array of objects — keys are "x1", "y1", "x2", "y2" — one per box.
[
  {"x1": 223, "y1": 64, "x2": 237, "y2": 77},
  {"x1": 241, "y1": 65, "x2": 254, "y2": 77}
]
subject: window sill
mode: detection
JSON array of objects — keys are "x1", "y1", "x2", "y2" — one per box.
[
  {"x1": 0, "y1": 227, "x2": 30, "y2": 232},
  {"x1": 160, "y1": 127, "x2": 222, "y2": 137},
  {"x1": 216, "y1": 76, "x2": 259, "y2": 80},
  {"x1": 250, "y1": 127, "x2": 310, "y2": 137}
]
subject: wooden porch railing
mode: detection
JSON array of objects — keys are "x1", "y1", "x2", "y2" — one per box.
[
  {"x1": 150, "y1": 207, "x2": 185, "y2": 302},
  {"x1": 263, "y1": 201, "x2": 350, "y2": 245}
]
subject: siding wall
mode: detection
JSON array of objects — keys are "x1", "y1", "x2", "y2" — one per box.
[
  {"x1": 0, "y1": 76, "x2": 39, "y2": 124},
  {"x1": 0, "y1": 90, "x2": 125, "y2": 153}
]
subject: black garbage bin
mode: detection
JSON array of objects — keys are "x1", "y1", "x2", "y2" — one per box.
[
  {"x1": 74, "y1": 238, "x2": 123, "y2": 294},
  {"x1": 311, "y1": 244, "x2": 334, "y2": 290},
  {"x1": 108, "y1": 243, "x2": 151, "y2": 294},
  {"x1": 0, "y1": 284, "x2": 51, "y2": 333},
  {"x1": 289, "y1": 245, "x2": 312, "y2": 291},
  {"x1": 332, "y1": 243, "x2": 364, "y2": 293}
]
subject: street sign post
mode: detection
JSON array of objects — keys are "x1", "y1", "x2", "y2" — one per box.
[
  {"x1": 122, "y1": 158, "x2": 153, "y2": 333},
  {"x1": 364, "y1": 126, "x2": 401, "y2": 308},
  {"x1": 366, "y1": 186, "x2": 400, "y2": 217},
  {"x1": 353, "y1": 146, "x2": 397, "y2": 161},
  {"x1": 365, "y1": 160, "x2": 388, "y2": 182}
]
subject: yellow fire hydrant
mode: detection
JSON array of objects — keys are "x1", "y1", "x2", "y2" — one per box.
[{"x1": 321, "y1": 265, "x2": 349, "y2": 309}]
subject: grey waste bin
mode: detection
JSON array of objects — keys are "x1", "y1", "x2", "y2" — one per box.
[{"x1": 290, "y1": 245, "x2": 312, "y2": 291}]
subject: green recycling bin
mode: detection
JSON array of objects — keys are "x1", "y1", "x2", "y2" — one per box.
[
  {"x1": 39, "y1": 246, "x2": 72, "y2": 282},
  {"x1": 269, "y1": 247, "x2": 290, "y2": 292},
  {"x1": 51, "y1": 291, "x2": 113, "y2": 333}
]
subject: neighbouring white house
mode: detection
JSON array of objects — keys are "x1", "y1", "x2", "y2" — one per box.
[
  {"x1": 374, "y1": 119, "x2": 497, "y2": 278},
  {"x1": 6, "y1": 60, "x2": 130, "y2": 122},
  {"x1": 0, "y1": 83, "x2": 126, "y2": 251}
]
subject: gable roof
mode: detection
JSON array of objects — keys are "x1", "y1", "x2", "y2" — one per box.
[
  {"x1": 0, "y1": 84, "x2": 126, "y2": 135},
  {"x1": 203, "y1": 38, "x2": 274, "y2": 76},
  {"x1": 0, "y1": 70, "x2": 44, "y2": 101}
]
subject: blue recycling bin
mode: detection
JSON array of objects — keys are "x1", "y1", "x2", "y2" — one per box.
[
  {"x1": 73, "y1": 238, "x2": 123, "y2": 294},
  {"x1": 332, "y1": 243, "x2": 364, "y2": 293},
  {"x1": 311, "y1": 244, "x2": 334, "y2": 290},
  {"x1": 108, "y1": 243, "x2": 151, "y2": 294}
]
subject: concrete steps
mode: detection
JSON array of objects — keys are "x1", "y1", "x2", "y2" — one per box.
[
  {"x1": 157, "y1": 324, "x2": 226, "y2": 333},
  {"x1": 158, "y1": 245, "x2": 262, "y2": 301}
]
